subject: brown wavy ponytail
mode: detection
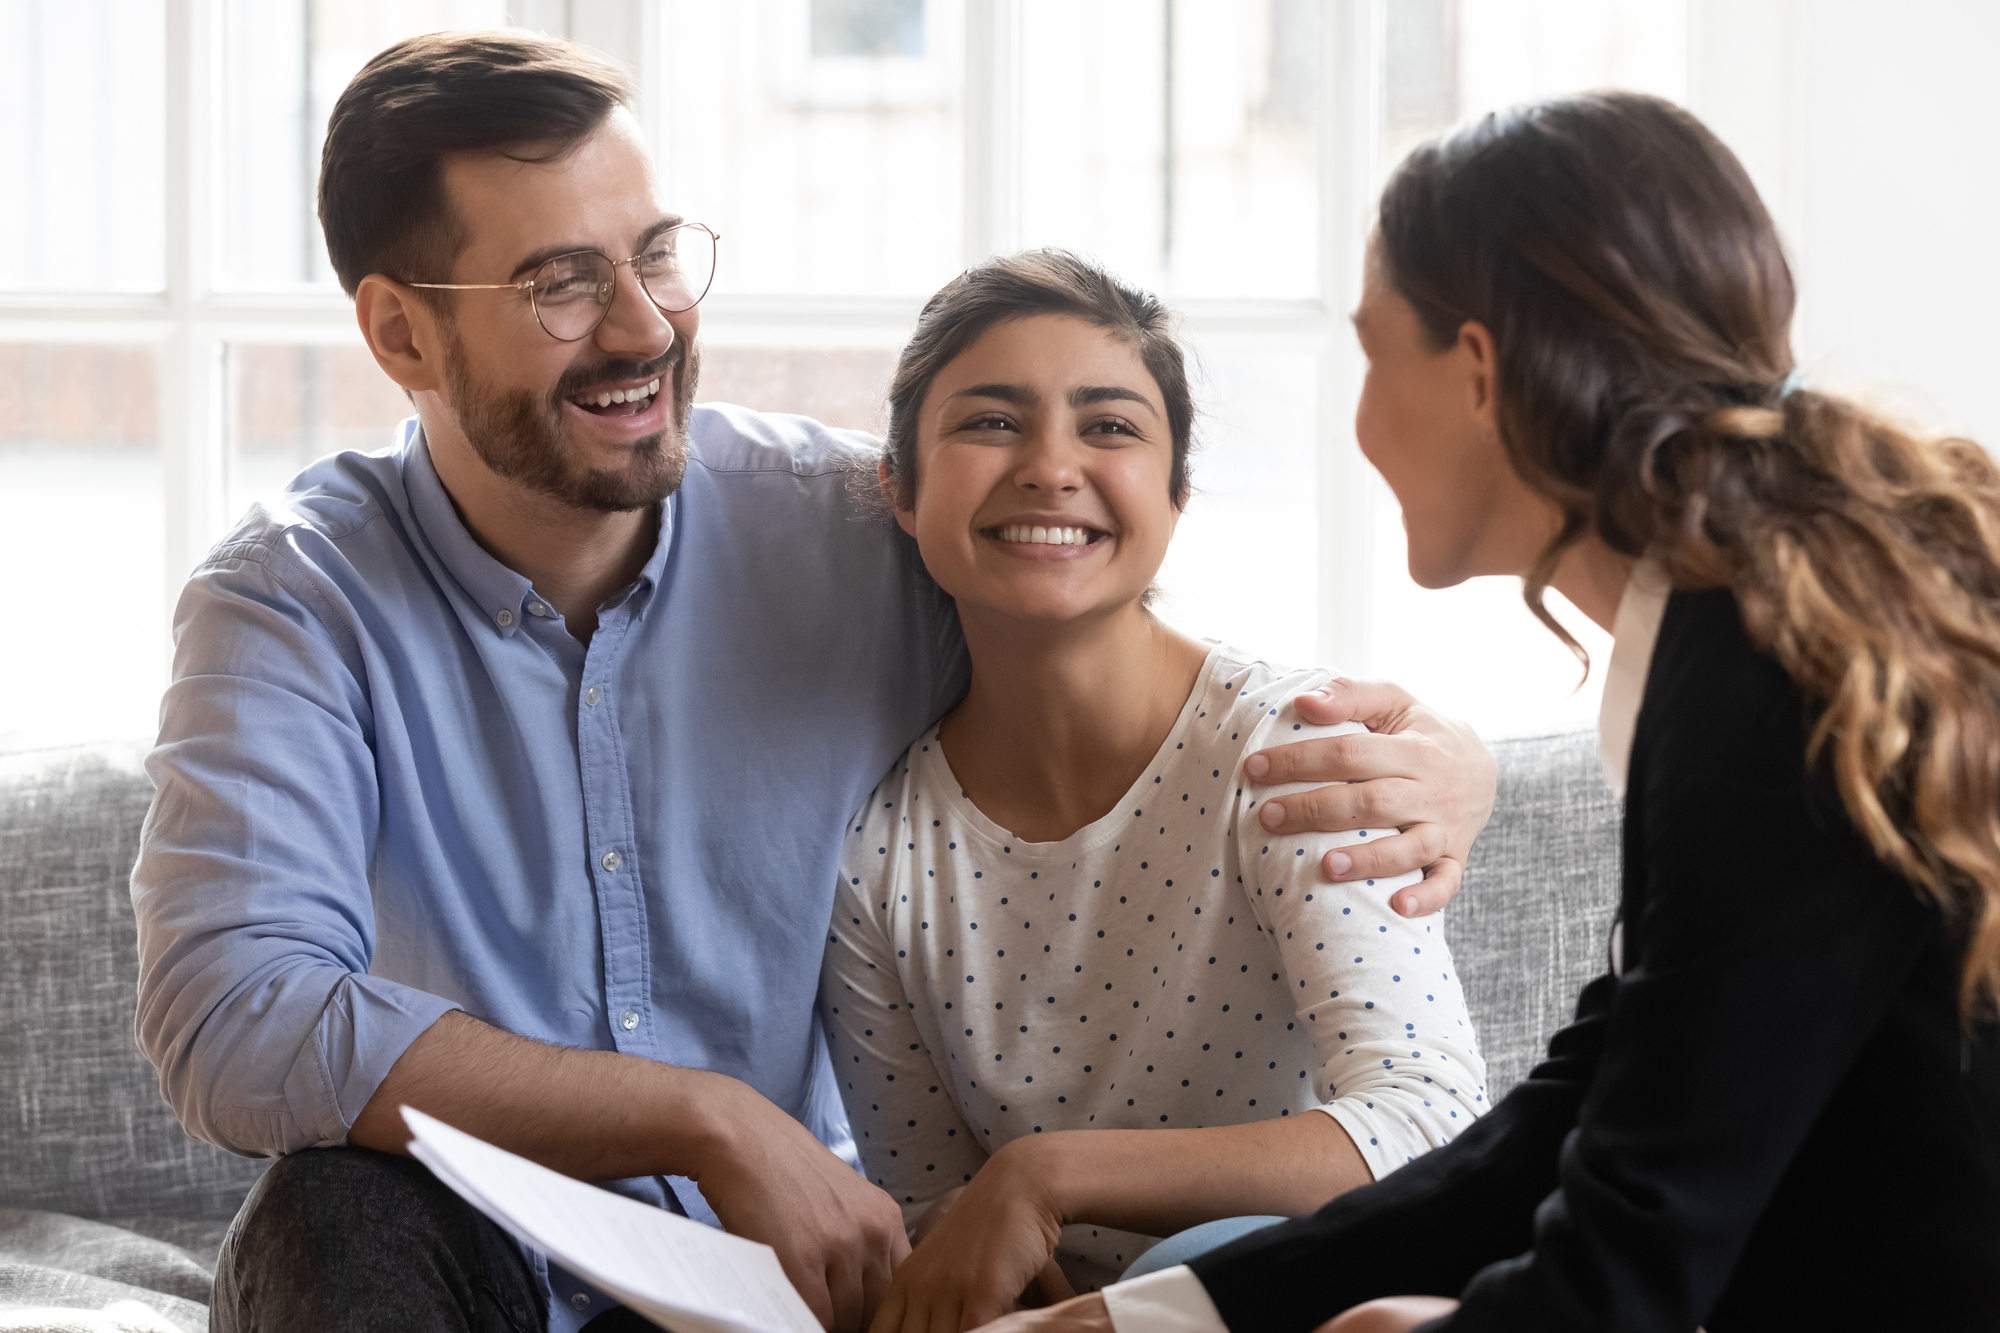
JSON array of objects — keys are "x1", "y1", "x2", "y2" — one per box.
[{"x1": 1378, "y1": 91, "x2": 2000, "y2": 1016}]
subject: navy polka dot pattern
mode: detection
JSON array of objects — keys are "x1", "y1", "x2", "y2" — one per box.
[{"x1": 821, "y1": 650, "x2": 1487, "y2": 1289}]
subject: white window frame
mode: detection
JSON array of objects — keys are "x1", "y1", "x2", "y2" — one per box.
[{"x1": 0, "y1": 0, "x2": 1784, "y2": 702}]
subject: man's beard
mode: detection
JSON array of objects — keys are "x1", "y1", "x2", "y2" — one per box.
[{"x1": 441, "y1": 323, "x2": 699, "y2": 513}]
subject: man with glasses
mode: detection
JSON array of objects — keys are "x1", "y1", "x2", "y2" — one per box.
[{"x1": 130, "y1": 29, "x2": 1493, "y2": 1333}]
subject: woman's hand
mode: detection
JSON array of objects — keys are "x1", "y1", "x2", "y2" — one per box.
[
  {"x1": 1313, "y1": 1296, "x2": 1460, "y2": 1333},
  {"x1": 967, "y1": 1293, "x2": 1112, "y2": 1333},
  {"x1": 1245, "y1": 679, "x2": 1495, "y2": 917},
  {"x1": 869, "y1": 1142, "x2": 1070, "y2": 1333}
]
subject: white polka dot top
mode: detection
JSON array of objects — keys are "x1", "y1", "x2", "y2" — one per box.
[{"x1": 820, "y1": 647, "x2": 1487, "y2": 1290}]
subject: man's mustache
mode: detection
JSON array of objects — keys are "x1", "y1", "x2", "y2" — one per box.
[{"x1": 550, "y1": 340, "x2": 688, "y2": 403}]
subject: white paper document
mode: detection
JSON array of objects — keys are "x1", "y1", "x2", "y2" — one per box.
[{"x1": 401, "y1": 1106, "x2": 823, "y2": 1333}]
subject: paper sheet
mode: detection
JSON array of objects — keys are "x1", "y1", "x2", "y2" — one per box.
[{"x1": 402, "y1": 1106, "x2": 823, "y2": 1333}]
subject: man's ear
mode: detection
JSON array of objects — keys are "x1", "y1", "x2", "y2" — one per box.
[
  {"x1": 356, "y1": 275, "x2": 446, "y2": 397},
  {"x1": 879, "y1": 458, "x2": 918, "y2": 539},
  {"x1": 1456, "y1": 318, "x2": 1499, "y2": 435}
]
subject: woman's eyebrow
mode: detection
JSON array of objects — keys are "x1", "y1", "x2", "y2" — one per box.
[
  {"x1": 945, "y1": 383, "x2": 1038, "y2": 405},
  {"x1": 1070, "y1": 385, "x2": 1158, "y2": 413}
]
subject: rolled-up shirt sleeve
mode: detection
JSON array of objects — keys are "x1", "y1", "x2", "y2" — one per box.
[{"x1": 132, "y1": 541, "x2": 458, "y2": 1158}]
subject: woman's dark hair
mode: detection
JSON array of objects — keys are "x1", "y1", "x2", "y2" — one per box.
[
  {"x1": 882, "y1": 249, "x2": 1197, "y2": 508},
  {"x1": 1379, "y1": 90, "x2": 2000, "y2": 1014},
  {"x1": 318, "y1": 30, "x2": 633, "y2": 299}
]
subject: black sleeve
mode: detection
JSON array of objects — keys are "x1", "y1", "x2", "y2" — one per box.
[
  {"x1": 1187, "y1": 974, "x2": 1612, "y2": 1331},
  {"x1": 1192, "y1": 591, "x2": 1939, "y2": 1333}
]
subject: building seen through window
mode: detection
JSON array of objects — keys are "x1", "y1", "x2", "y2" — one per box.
[{"x1": 811, "y1": 0, "x2": 924, "y2": 57}]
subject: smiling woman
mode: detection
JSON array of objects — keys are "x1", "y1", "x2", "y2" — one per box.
[{"x1": 820, "y1": 250, "x2": 1487, "y2": 1327}]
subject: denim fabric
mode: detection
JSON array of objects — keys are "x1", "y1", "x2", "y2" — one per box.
[
  {"x1": 1121, "y1": 1216, "x2": 1288, "y2": 1281},
  {"x1": 132, "y1": 405, "x2": 965, "y2": 1331}
]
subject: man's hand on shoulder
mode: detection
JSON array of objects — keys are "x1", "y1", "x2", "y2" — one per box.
[
  {"x1": 689, "y1": 1076, "x2": 910, "y2": 1333},
  {"x1": 1245, "y1": 679, "x2": 1495, "y2": 917}
]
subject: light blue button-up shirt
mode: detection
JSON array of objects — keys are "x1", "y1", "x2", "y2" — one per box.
[{"x1": 132, "y1": 404, "x2": 965, "y2": 1328}]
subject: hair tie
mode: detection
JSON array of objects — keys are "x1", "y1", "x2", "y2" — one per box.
[{"x1": 1777, "y1": 368, "x2": 1806, "y2": 399}]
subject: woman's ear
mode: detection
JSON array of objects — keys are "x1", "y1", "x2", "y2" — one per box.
[
  {"x1": 879, "y1": 458, "x2": 918, "y2": 538},
  {"x1": 356, "y1": 274, "x2": 446, "y2": 397},
  {"x1": 1456, "y1": 319, "x2": 1499, "y2": 435}
]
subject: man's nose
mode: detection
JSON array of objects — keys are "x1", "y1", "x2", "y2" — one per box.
[{"x1": 593, "y1": 263, "x2": 676, "y2": 361}]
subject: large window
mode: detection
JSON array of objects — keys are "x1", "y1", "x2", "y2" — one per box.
[{"x1": 6, "y1": 0, "x2": 1998, "y2": 752}]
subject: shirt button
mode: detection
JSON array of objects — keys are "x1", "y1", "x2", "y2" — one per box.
[
  {"x1": 620, "y1": 1010, "x2": 639, "y2": 1031},
  {"x1": 601, "y1": 850, "x2": 622, "y2": 872},
  {"x1": 584, "y1": 686, "x2": 602, "y2": 706},
  {"x1": 528, "y1": 601, "x2": 547, "y2": 616},
  {"x1": 570, "y1": 1293, "x2": 591, "y2": 1312},
  {"x1": 495, "y1": 608, "x2": 514, "y2": 628}
]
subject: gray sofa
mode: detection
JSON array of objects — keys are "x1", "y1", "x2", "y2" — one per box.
[{"x1": 0, "y1": 729, "x2": 1620, "y2": 1330}]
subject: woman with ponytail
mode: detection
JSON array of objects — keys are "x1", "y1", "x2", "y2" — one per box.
[{"x1": 977, "y1": 91, "x2": 2000, "y2": 1333}]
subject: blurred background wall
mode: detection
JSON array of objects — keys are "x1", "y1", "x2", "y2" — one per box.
[{"x1": 2, "y1": 0, "x2": 1995, "y2": 750}]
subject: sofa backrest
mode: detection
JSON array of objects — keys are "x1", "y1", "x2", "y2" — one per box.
[
  {"x1": 0, "y1": 745, "x2": 266, "y2": 1224},
  {"x1": 1449, "y1": 729, "x2": 1623, "y2": 1100},
  {"x1": 0, "y1": 729, "x2": 1622, "y2": 1224}
]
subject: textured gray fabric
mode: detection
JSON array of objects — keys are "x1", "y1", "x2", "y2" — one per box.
[
  {"x1": 0, "y1": 727, "x2": 1621, "y2": 1315},
  {"x1": 0, "y1": 1210, "x2": 209, "y2": 1332},
  {"x1": 1448, "y1": 728, "x2": 1624, "y2": 1103},
  {"x1": 0, "y1": 745, "x2": 267, "y2": 1226}
]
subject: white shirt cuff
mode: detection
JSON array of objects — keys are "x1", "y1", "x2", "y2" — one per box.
[{"x1": 1101, "y1": 1264, "x2": 1229, "y2": 1333}]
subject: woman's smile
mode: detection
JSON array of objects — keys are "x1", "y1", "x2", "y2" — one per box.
[{"x1": 982, "y1": 515, "x2": 1113, "y2": 558}]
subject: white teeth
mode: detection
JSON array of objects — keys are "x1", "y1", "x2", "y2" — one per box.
[
  {"x1": 574, "y1": 381, "x2": 660, "y2": 410},
  {"x1": 997, "y1": 524, "x2": 1095, "y2": 545}
]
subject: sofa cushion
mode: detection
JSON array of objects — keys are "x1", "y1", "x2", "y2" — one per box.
[
  {"x1": 1449, "y1": 728, "x2": 1623, "y2": 1101},
  {"x1": 0, "y1": 745, "x2": 266, "y2": 1227},
  {"x1": 0, "y1": 727, "x2": 1622, "y2": 1238},
  {"x1": 0, "y1": 1209, "x2": 212, "y2": 1333}
]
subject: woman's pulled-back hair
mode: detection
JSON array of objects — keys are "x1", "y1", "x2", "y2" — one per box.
[
  {"x1": 882, "y1": 249, "x2": 1197, "y2": 508},
  {"x1": 1379, "y1": 90, "x2": 2000, "y2": 1014}
]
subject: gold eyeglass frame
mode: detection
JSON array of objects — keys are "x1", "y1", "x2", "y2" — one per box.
[{"x1": 406, "y1": 221, "x2": 721, "y2": 342}]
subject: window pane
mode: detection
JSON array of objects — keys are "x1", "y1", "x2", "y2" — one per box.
[
  {"x1": 1154, "y1": 346, "x2": 1318, "y2": 668},
  {"x1": 695, "y1": 347, "x2": 897, "y2": 434},
  {"x1": 226, "y1": 344, "x2": 412, "y2": 520},
  {"x1": 657, "y1": 0, "x2": 966, "y2": 297},
  {"x1": 218, "y1": 0, "x2": 509, "y2": 290},
  {"x1": 1019, "y1": 0, "x2": 1320, "y2": 301},
  {"x1": 0, "y1": 0, "x2": 165, "y2": 292},
  {"x1": 0, "y1": 344, "x2": 163, "y2": 748}
]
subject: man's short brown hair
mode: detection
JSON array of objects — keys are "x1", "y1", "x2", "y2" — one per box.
[{"x1": 317, "y1": 30, "x2": 633, "y2": 298}]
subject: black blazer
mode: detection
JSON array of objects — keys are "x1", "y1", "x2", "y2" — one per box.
[{"x1": 1188, "y1": 588, "x2": 2000, "y2": 1331}]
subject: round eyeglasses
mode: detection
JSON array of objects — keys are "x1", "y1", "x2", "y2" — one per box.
[{"x1": 406, "y1": 222, "x2": 720, "y2": 342}]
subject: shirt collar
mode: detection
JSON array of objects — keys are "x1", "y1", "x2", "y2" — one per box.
[
  {"x1": 400, "y1": 424, "x2": 675, "y2": 638},
  {"x1": 1597, "y1": 556, "x2": 1671, "y2": 800}
]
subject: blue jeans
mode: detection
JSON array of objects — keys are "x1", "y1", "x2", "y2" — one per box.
[{"x1": 1122, "y1": 1216, "x2": 1290, "y2": 1281}]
